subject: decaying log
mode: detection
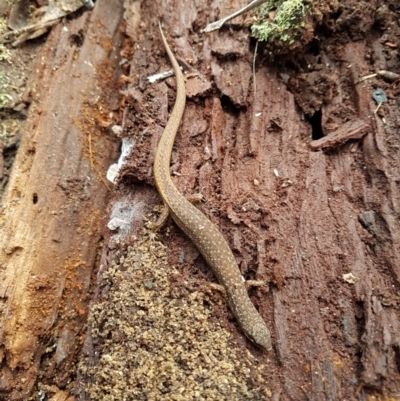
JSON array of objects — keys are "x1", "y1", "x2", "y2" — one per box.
[
  {"x1": 0, "y1": 0, "x2": 122, "y2": 398},
  {"x1": 1, "y1": 0, "x2": 400, "y2": 400}
]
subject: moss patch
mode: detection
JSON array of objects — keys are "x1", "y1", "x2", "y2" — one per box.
[{"x1": 251, "y1": 0, "x2": 308, "y2": 44}]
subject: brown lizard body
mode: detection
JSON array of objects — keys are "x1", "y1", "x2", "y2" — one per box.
[{"x1": 154, "y1": 23, "x2": 272, "y2": 351}]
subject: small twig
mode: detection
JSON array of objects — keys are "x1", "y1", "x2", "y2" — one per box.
[
  {"x1": 1, "y1": 18, "x2": 58, "y2": 41},
  {"x1": 377, "y1": 70, "x2": 400, "y2": 82},
  {"x1": 358, "y1": 73, "x2": 377, "y2": 83},
  {"x1": 88, "y1": 132, "x2": 94, "y2": 169},
  {"x1": 358, "y1": 70, "x2": 400, "y2": 83},
  {"x1": 253, "y1": 40, "x2": 259, "y2": 98},
  {"x1": 147, "y1": 69, "x2": 175, "y2": 84},
  {"x1": 99, "y1": 174, "x2": 111, "y2": 191},
  {"x1": 202, "y1": 0, "x2": 268, "y2": 33},
  {"x1": 374, "y1": 102, "x2": 382, "y2": 114}
]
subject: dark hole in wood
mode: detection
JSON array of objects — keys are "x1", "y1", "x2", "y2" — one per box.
[
  {"x1": 33, "y1": 193, "x2": 38, "y2": 204},
  {"x1": 220, "y1": 95, "x2": 239, "y2": 117},
  {"x1": 308, "y1": 39, "x2": 321, "y2": 56},
  {"x1": 393, "y1": 345, "x2": 400, "y2": 373},
  {"x1": 306, "y1": 109, "x2": 323, "y2": 140}
]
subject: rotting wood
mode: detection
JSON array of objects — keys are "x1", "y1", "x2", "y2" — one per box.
[
  {"x1": 1, "y1": 0, "x2": 400, "y2": 400},
  {"x1": 77, "y1": 1, "x2": 400, "y2": 400},
  {"x1": 0, "y1": 0, "x2": 122, "y2": 399},
  {"x1": 309, "y1": 118, "x2": 371, "y2": 150}
]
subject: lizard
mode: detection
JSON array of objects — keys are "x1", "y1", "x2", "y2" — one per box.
[{"x1": 154, "y1": 22, "x2": 272, "y2": 351}]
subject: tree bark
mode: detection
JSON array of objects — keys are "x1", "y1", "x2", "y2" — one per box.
[
  {"x1": 0, "y1": 0, "x2": 122, "y2": 398},
  {"x1": 1, "y1": 0, "x2": 399, "y2": 400}
]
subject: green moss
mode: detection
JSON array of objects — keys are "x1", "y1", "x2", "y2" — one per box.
[{"x1": 251, "y1": 0, "x2": 308, "y2": 43}]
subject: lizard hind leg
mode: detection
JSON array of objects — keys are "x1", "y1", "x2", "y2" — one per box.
[
  {"x1": 245, "y1": 279, "x2": 267, "y2": 291},
  {"x1": 150, "y1": 203, "x2": 170, "y2": 233},
  {"x1": 150, "y1": 193, "x2": 204, "y2": 233},
  {"x1": 207, "y1": 279, "x2": 267, "y2": 295}
]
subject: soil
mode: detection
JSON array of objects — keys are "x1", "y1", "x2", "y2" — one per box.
[{"x1": 0, "y1": 0, "x2": 400, "y2": 400}]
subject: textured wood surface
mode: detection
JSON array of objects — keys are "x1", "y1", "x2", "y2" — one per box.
[
  {"x1": 1, "y1": 0, "x2": 399, "y2": 400},
  {"x1": 0, "y1": 0, "x2": 122, "y2": 398}
]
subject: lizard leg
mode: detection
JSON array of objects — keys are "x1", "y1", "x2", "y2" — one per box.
[
  {"x1": 245, "y1": 280, "x2": 267, "y2": 291},
  {"x1": 150, "y1": 193, "x2": 204, "y2": 232},
  {"x1": 150, "y1": 203, "x2": 170, "y2": 233},
  {"x1": 207, "y1": 282, "x2": 226, "y2": 296},
  {"x1": 207, "y1": 279, "x2": 267, "y2": 295},
  {"x1": 186, "y1": 193, "x2": 203, "y2": 203}
]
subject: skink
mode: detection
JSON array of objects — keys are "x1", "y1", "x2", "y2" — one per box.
[{"x1": 154, "y1": 23, "x2": 272, "y2": 350}]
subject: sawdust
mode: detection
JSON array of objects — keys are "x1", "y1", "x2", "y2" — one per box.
[{"x1": 79, "y1": 232, "x2": 270, "y2": 400}]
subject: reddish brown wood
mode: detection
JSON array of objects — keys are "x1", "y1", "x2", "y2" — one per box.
[
  {"x1": 0, "y1": 0, "x2": 122, "y2": 399},
  {"x1": 1, "y1": 0, "x2": 400, "y2": 400}
]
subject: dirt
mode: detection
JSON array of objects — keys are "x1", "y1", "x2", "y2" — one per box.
[
  {"x1": 77, "y1": 234, "x2": 272, "y2": 400},
  {"x1": 0, "y1": 42, "x2": 33, "y2": 195},
  {"x1": 0, "y1": 0, "x2": 400, "y2": 400}
]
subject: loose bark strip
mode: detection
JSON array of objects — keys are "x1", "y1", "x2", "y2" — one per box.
[{"x1": 310, "y1": 119, "x2": 371, "y2": 150}]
